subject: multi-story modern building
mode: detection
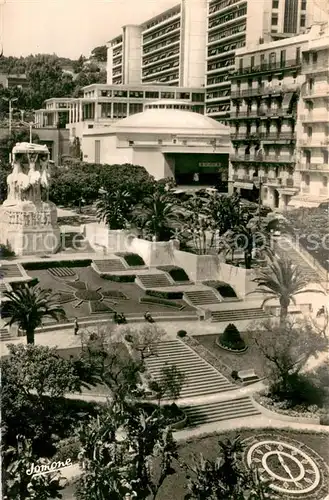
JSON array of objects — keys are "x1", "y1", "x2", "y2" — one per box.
[
  {"x1": 107, "y1": 0, "x2": 208, "y2": 88},
  {"x1": 227, "y1": 27, "x2": 320, "y2": 209},
  {"x1": 291, "y1": 22, "x2": 329, "y2": 207},
  {"x1": 35, "y1": 83, "x2": 206, "y2": 140}
]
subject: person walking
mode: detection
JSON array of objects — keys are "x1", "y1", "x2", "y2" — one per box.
[{"x1": 74, "y1": 317, "x2": 79, "y2": 335}]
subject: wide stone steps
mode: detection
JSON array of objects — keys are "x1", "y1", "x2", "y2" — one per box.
[
  {"x1": 138, "y1": 274, "x2": 172, "y2": 288},
  {"x1": 0, "y1": 328, "x2": 14, "y2": 341},
  {"x1": 184, "y1": 289, "x2": 221, "y2": 306},
  {"x1": 274, "y1": 239, "x2": 320, "y2": 282},
  {"x1": 93, "y1": 259, "x2": 126, "y2": 272},
  {"x1": 144, "y1": 339, "x2": 235, "y2": 399},
  {"x1": 183, "y1": 397, "x2": 261, "y2": 426},
  {"x1": 211, "y1": 307, "x2": 268, "y2": 322},
  {"x1": 0, "y1": 264, "x2": 22, "y2": 278}
]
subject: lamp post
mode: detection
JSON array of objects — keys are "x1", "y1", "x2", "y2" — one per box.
[
  {"x1": 20, "y1": 120, "x2": 35, "y2": 143},
  {"x1": 2, "y1": 97, "x2": 18, "y2": 135}
]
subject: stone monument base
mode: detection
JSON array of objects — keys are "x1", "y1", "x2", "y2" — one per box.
[{"x1": 0, "y1": 201, "x2": 61, "y2": 256}]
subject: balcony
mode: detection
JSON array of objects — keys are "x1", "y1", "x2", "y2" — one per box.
[
  {"x1": 299, "y1": 138, "x2": 329, "y2": 147},
  {"x1": 298, "y1": 163, "x2": 329, "y2": 171},
  {"x1": 300, "y1": 112, "x2": 329, "y2": 123},
  {"x1": 231, "y1": 59, "x2": 301, "y2": 78},
  {"x1": 303, "y1": 61, "x2": 328, "y2": 74},
  {"x1": 231, "y1": 132, "x2": 261, "y2": 141},
  {"x1": 230, "y1": 154, "x2": 295, "y2": 163},
  {"x1": 261, "y1": 132, "x2": 296, "y2": 142},
  {"x1": 232, "y1": 174, "x2": 253, "y2": 182},
  {"x1": 266, "y1": 177, "x2": 295, "y2": 188},
  {"x1": 302, "y1": 88, "x2": 329, "y2": 99}
]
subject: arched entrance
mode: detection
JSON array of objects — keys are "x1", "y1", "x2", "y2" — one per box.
[{"x1": 273, "y1": 189, "x2": 280, "y2": 209}]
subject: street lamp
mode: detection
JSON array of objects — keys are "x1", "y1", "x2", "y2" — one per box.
[
  {"x1": 19, "y1": 120, "x2": 36, "y2": 143},
  {"x1": 2, "y1": 97, "x2": 18, "y2": 135}
]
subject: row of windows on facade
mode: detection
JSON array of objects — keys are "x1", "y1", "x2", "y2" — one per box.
[
  {"x1": 143, "y1": 59, "x2": 179, "y2": 76},
  {"x1": 111, "y1": 37, "x2": 123, "y2": 48},
  {"x1": 143, "y1": 7, "x2": 180, "y2": 32},
  {"x1": 113, "y1": 48, "x2": 122, "y2": 58},
  {"x1": 143, "y1": 35, "x2": 179, "y2": 55},
  {"x1": 208, "y1": 57, "x2": 235, "y2": 71},
  {"x1": 208, "y1": 5, "x2": 247, "y2": 30},
  {"x1": 232, "y1": 123, "x2": 296, "y2": 134},
  {"x1": 209, "y1": 0, "x2": 244, "y2": 16},
  {"x1": 99, "y1": 90, "x2": 203, "y2": 100},
  {"x1": 271, "y1": 13, "x2": 306, "y2": 27},
  {"x1": 207, "y1": 104, "x2": 230, "y2": 113},
  {"x1": 143, "y1": 48, "x2": 179, "y2": 68},
  {"x1": 98, "y1": 103, "x2": 204, "y2": 118},
  {"x1": 143, "y1": 72, "x2": 179, "y2": 83},
  {"x1": 143, "y1": 21, "x2": 180, "y2": 45},
  {"x1": 208, "y1": 38, "x2": 245, "y2": 58},
  {"x1": 238, "y1": 47, "x2": 302, "y2": 71},
  {"x1": 208, "y1": 21, "x2": 246, "y2": 44},
  {"x1": 271, "y1": 0, "x2": 307, "y2": 10}
]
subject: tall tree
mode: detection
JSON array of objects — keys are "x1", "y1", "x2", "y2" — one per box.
[
  {"x1": 250, "y1": 255, "x2": 324, "y2": 325},
  {"x1": 91, "y1": 45, "x2": 108, "y2": 62},
  {"x1": 3, "y1": 283, "x2": 66, "y2": 344}
]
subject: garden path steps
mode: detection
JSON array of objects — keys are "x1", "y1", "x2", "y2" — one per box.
[
  {"x1": 0, "y1": 264, "x2": 23, "y2": 278},
  {"x1": 137, "y1": 273, "x2": 173, "y2": 288},
  {"x1": 93, "y1": 259, "x2": 126, "y2": 272},
  {"x1": 184, "y1": 289, "x2": 221, "y2": 306},
  {"x1": 182, "y1": 397, "x2": 261, "y2": 427},
  {"x1": 211, "y1": 307, "x2": 268, "y2": 323},
  {"x1": 144, "y1": 339, "x2": 235, "y2": 399},
  {"x1": 274, "y1": 237, "x2": 320, "y2": 282}
]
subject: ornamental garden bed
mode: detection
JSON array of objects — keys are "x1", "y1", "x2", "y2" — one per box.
[
  {"x1": 140, "y1": 296, "x2": 185, "y2": 310},
  {"x1": 157, "y1": 265, "x2": 190, "y2": 282},
  {"x1": 217, "y1": 324, "x2": 247, "y2": 353},
  {"x1": 145, "y1": 289, "x2": 183, "y2": 300},
  {"x1": 22, "y1": 259, "x2": 92, "y2": 270},
  {"x1": 202, "y1": 280, "x2": 238, "y2": 299},
  {"x1": 254, "y1": 391, "x2": 328, "y2": 421},
  {"x1": 115, "y1": 252, "x2": 146, "y2": 267},
  {"x1": 100, "y1": 273, "x2": 136, "y2": 282}
]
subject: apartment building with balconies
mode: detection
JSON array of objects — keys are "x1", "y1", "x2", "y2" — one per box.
[
  {"x1": 228, "y1": 28, "x2": 315, "y2": 209},
  {"x1": 205, "y1": 0, "x2": 311, "y2": 122},
  {"x1": 292, "y1": 22, "x2": 329, "y2": 207}
]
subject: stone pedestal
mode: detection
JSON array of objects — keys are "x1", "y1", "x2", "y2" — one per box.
[{"x1": 0, "y1": 201, "x2": 60, "y2": 255}]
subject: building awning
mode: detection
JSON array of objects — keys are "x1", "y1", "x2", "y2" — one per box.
[
  {"x1": 282, "y1": 92, "x2": 294, "y2": 109},
  {"x1": 234, "y1": 182, "x2": 254, "y2": 190},
  {"x1": 278, "y1": 188, "x2": 298, "y2": 195}
]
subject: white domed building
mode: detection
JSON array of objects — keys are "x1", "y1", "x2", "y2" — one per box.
[{"x1": 82, "y1": 101, "x2": 232, "y2": 185}]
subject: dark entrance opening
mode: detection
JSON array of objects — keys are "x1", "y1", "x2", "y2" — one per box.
[
  {"x1": 167, "y1": 153, "x2": 229, "y2": 189},
  {"x1": 274, "y1": 189, "x2": 280, "y2": 208}
]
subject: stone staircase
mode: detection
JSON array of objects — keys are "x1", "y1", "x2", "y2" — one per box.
[
  {"x1": 144, "y1": 339, "x2": 235, "y2": 399},
  {"x1": 184, "y1": 289, "x2": 221, "y2": 306},
  {"x1": 211, "y1": 307, "x2": 268, "y2": 323},
  {"x1": 138, "y1": 273, "x2": 172, "y2": 288},
  {"x1": 0, "y1": 264, "x2": 23, "y2": 278},
  {"x1": 93, "y1": 259, "x2": 126, "y2": 273},
  {"x1": 274, "y1": 238, "x2": 320, "y2": 282},
  {"x1": 0, "y1": 327, "x2": 14, "y2": 341},
  {"x1": 183, "y1": 397, "x2": 261, "y2": 427}
]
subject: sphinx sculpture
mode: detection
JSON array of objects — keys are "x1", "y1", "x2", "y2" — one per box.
[{"x1": 0, "y1": 142, "x2": 60, "y2": 255}]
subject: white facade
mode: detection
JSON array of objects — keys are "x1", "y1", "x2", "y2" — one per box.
[{"x1": 291, "y1": 22, "x2": 329, "y2": 207}]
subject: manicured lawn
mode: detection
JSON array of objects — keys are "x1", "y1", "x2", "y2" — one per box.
[
  {"x1": 194, "y1": 333, "x2": 267, "y2": 378},
  {"x1": 61, "y1": 429, "x2": 329, "y2": 500},
  {"x1": 27, "y1": 266, "x2": 195, "y2": 320}
]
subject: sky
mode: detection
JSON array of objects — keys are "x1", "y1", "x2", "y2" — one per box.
[{"x1": 1, "y1": 0, "x2": 179, "y2": 59}]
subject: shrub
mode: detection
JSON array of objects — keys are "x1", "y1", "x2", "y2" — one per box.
[
  {"x1": 320, "y1": 415, "x2": 329, "y2": 426},
  {"x1": 218, "y1": 323, "x2": 246, "y2": 351},
  {"x1": 157, "y1": 265, "x2": 190, "y2": 282},
  {"x1": 140, "y1": 296, "x2": 183, "y2": 310},
  {"x1": 100, "y1": 274, "x2": 136, "y2": 282},
  {"x1": 115, "y1": 252, "x2": 145, "y2": 266},
  {"x1": 177, "y1": 330, "x2": 187, "y2": 338},
  {"x1": 125, "y1": 334, "x2": 133, "y2": 343},
  {"x1": 0, "y1": 243, "x2": 15, "y2": 258},
  {"x1": 269, "y1": 372, "x2": 327, "y2": 408},
  {"x1": 145, "y1": 289, "x2": 183, "y2": 300},
  {"x1": 52, "y1": 437, "x2": 80, "y2": 463},
  {"x1": 22, "y1": 259, "x2": 92, "y2": 270},
  {"x1": 231, "y1": 370, "x2": 239, "y2": 380}
]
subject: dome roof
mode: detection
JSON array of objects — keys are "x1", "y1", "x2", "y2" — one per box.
[{"x1": 115, "y1": 107, "x2": 229, "y2": 134}]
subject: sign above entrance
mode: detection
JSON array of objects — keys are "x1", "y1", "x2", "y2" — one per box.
[
  {"x1": 234, "y1": 182, "x2": 254, "y2": 190},
  {"x1": 199, "y1": 162, "x2": 222, "y2": 167}
]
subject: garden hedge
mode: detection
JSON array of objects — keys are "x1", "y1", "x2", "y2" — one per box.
[
  {"x1": 100, "y1": 274, "x2": 136, "y2": 282},
  {"x1": 140, "y1": 296, "x2": 184, "y2": 310},
  {"x1": 22, "y1": 259, "x2": 92, "y2": 270},
  {"x1": 145, "y1": 289, "x2": 183, "y2": 300},
  {"x1": 157, "y1": 265, "x2": 190, "y2": 282},
  {"x1": 115, "y1": 252, "x2": 145, "y2": 266}
]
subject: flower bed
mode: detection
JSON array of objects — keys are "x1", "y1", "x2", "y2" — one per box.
[
  {"x1": 157, "y1": 265, "x2": 190, "y2": 282},
  {"x1": 140, "y1": 296, "x2": 184, "y2": 310},
  {"x1": 138, "y1": 402, "x2": 187, "y2": 429},
  {"x1": 215, "y1": 338, "x2": 248, "y2": 353},
  {"x1": 100, "y1": 274, "x2": 136, "y2": 282},
  {"x1": 254, "y1": 391, "x2": 325, "y2": 421},
  {"x1": 145, "y1": 289, "x2": 183, "y2": 300},
  {"x1": 101, "y1": 290, "x2": 128, "y2": 300},
  {"x1": 217, "y1": 323, "x2": 246, "y2": 352},
  {"x1": 115, "y1": 252, "x2": 145, "y2": 267},
  {"x1": 22, "y1": 259, "x2": 92, "y2": 270},
  {"x1": 89, "y1": 301, "x2": 115, "y2": 314},
  {"x1": 202, "y1": 280, "x2": 238, "y2": 299}
]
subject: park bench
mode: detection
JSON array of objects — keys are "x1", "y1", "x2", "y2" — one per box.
[{"x1": 237, "y1": 369, "x2": 259, "y2": 385}]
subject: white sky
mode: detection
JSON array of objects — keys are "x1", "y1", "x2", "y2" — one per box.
[{"x1": 2, "y1": 0, "x2": 179, "y2": 58}]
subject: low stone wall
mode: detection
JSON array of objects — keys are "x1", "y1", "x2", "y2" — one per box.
[
  {"x1": 127, "y1": 238, "x2": 178, "y2": 267},
  {"x1": 85, "y1": 224, "x2": 134, "y2": 254},
  {"x1": 251, "y1": 396, "x2": 321, "y2": 425}
]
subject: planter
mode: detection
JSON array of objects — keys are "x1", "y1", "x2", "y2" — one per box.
[
  {"x1": 215, "y1": 338, "x2": 248, "y2": 354},
  {"x1": 252, "y1": 395, "x2": 321, "y2": 425},
  {"x1": 170, "y1": 412, "x2": 187, "y2": 430}
]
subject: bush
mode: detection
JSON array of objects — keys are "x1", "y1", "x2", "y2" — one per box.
[
  {"x1": 140, "y1": 296, "x2": 183, "y2": 310},
  {"x1": 52, "y1": 437, "x2": 80, "y2": 463},
  {"x1": 270, "y1": 372, "x2": 327, "y2": 408},
  {"x1": 115, "y1": 252, "x2": 145, "y2": 266},
  {"x1": 231, "y1": 370, "x2": 239, "y2": 380},
  {"x1": 177, "y1": 330, "x2": 187, "y2": 338},
  {"x1": 100, "y1": 274, "x2": 136, "y2": 282},
  {"x1": 145, "y1": 289, "x2": 183, "y2": 300},
  {"x1": 125, "y1": 334, "x2": 133, "y2": 343},
  {"x1": 22, "y1": 259, "x2": 92, "y2": 270},
  {"x1": 157, "y1": 265, "x2": 190, "y2": 282},
  {"x1": 218, "y1": 323, "x2": 246, "y2": 351},
  {"x1": 0, "y1": 243, "x2": 15, "y2": 258},
  {"x1": 320, "y1": 415, "x2": 329, "y2": 426}
]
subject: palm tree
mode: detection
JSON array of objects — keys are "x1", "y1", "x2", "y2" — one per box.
[
  {"x1": 3, "y1": 283, "x2": 66, "y2": 344},
  {"x1": 251, "y1": 255, "x2": 325, "y2": 326},
  {"x1": 96, "y1": 188, "x2": 132, "y2": 229},
  {"x1": 133, "y1": 190, "x2": 181, "y2": 241}
]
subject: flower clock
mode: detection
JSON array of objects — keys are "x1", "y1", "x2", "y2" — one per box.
[{"x1": 243, "y1": 434, "x2": 329, "y2": 499}]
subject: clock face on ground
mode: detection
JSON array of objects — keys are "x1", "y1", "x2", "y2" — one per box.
[{"x1": 243, "y1": 435, "x2": 328, "y2": 499}]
